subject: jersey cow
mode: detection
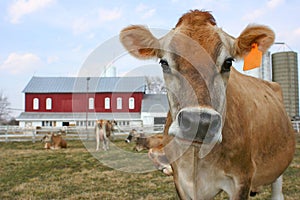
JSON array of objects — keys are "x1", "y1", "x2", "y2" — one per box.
[
  {"x1": 41, "y1": 133, "x2": 67, "y2": 149},
  {"x1": 95, "y1": 119, "x2": 116, "y2": 151},
  {"x1": 134, "y1": 134, "x2": 164, "y2": 152},
  {"x1": 120, "y1": 10, "x2": 295, "y2": 200}
]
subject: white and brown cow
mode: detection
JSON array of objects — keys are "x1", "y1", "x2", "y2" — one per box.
[
  {"x1": 41, "y1": 132, "x2": 67, "y2": 149},
  {"x1": 120, "y1": 10, "x2": 296, "y2": 200},
  {"x1": 95, "y1": 119, "x2": 116, "y2": 151}
]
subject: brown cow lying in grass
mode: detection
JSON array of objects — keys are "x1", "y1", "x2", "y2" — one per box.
[
  {"x1": 134, "y1": 133, "x2": 173, "y2": 175},
  {"x1": 134, "y1": 134, "x2": 164, "y2": 151},
  {"x1": 125, "y1": 129, "x2": 143, "y2": 143},
  {"x1": 41, "y1": 133, "x2": 67, "y2": 149}
]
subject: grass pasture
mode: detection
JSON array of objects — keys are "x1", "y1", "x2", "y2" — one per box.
[{"x1": 0, "y1": 136, "x2": 299, "y2": 200}]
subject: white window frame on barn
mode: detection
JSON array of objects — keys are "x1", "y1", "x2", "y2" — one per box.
[
  {"x1": 88, "y1": 97, "x2": 94, "y2": 109},
  {"x1": 129, "y1": 97, "x2": 135, "y2": 109},
  {"x1": 104, "y1": 97, "x2": 110, "y2": 109},
  {"x1": 117, "y1": 97, "x2": 122, "y2": 109},
  {"x1": 46, "y1": 98, "x2": 52, "y2": 110},
  {"x1": 33, "y1": 98, "x2": 39, "y2": 110}
]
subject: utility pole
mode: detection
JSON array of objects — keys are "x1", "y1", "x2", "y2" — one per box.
[{"x1": 86, "y1": 77, "x2": 90, "y2": 131}]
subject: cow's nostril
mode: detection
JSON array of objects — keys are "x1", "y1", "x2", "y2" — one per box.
[
  {"x1": 210, "y1": 115, "x2": 221, "y2": 133},
  {"x1": 178, "y1": 111, "x2": 192, "y2": 131},
  {"x1": 200, "y1": 112, "x2": 211, "y2": 122}
]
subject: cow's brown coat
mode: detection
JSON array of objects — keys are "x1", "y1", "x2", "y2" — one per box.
[
  {"x1": 41, "y1": 133, "x2": 67, "y2": 149},
  {"x1": 95, "y1": 119, "x2": 115, "y2": 151},
  {"x1": 134, "y1": 134, "x2": 164, "y2": 152},
  {"x1": 120, "y1": 10, "x2": 295, "y2": 200}
]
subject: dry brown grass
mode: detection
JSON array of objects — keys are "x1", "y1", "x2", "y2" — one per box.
[{"x1": 0, "y1": 136, "x2": 299, "y2": 200}]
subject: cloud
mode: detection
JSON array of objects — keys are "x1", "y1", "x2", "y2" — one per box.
[
  {"x1": 72, "y1": 18, "x2": 91, "y2": 35},
  {"x1": 71, "y1": 45, "x2": 82, "y2": 53},
  {"x1": 135, "y1": 4, "x2": 148, "y2": 13},
  {"x1": 267, "y1": 0, "x2": 285, "y2": 9},
  {"x1": 0, "y1": 53, "x2": 43, "y2": 74},
  {"x1": 142, "y1": 8, "x2": 156, "y2": 19},
  {"x1": 293, "y1": 27, "x2": 300, "y2": 36},
  {"x1": 8, "y1": 0, "x2": 55, "y2": 24},
  {"x1": 135, "y1": 3, "x2": 156, "y2": 19},
  {"x1": 98, "y1": 7, "x2": 122, "y2": 22},
  {"x1": 242, "y1": 9, "x2": 264, "y2": 21},
  {"x1": 285, "y1": 27, "x2": 300, "y2": 48},
  {"x1": 72, "y1": 7, "x2": 122, "y2": 34},
  {"x1": 47, "y1": 55, "x2": 59, "y2": 64},
  {"x1": 87, "y1": 33, "x2": 95, "y2": 40},
  {"x1": 243, "y1": 0, "x2": 285, "y2": 21}
]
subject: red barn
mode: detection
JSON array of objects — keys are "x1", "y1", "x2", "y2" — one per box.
[{"x1": 17, "y1": 76, "x2": 166, "y2": 128}]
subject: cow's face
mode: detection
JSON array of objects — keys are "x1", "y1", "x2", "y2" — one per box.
[
  {"x1": 107, "y1": 120, "x2": 117, "y2": 131},
  {"x1": 120, "y1": 10, "x2": 274, "y2": 150},
  {"x1": 41, "y1": 134, "x2": 51, "y2": 143},
  {"x1": 96, "y1": 119, "x2": 107, "y2": 128}
]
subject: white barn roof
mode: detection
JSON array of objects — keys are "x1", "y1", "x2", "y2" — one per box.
[{"x1": 22, "y1": 76, "x2": 146, "y2": 93}]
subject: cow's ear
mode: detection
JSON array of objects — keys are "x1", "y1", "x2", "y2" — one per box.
[
  {"x1": 234, "y1": 24, "x2": 275, "y2": 58},
  {"x1": 120, "y1": 25, "x2": 160, "y2": 59}
]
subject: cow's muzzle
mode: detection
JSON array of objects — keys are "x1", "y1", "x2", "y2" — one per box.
[
  {"x1": 174, "y1": 108, "x2": 222, "y2": 143},
  {"x1": 148, "y1": 148, "x2": 173, "y2": 176}
]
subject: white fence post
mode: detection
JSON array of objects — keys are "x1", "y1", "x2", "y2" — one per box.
[
  {"x1": 32, "y1": 129, "x2": 36, "y2": 143},
  {"x1": 5, "y1": 126, "x2": 8, "y2": 143}
]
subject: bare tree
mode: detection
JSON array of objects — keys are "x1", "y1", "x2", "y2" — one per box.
[
  {"x1": 0, "y1": 92, "x2": 11, "y2": 124},
  {"x1": 146, "y1": 76, "x2": 167, "y2": 94}
]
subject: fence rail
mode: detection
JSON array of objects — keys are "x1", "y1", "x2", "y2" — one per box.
[
  {"x1": 0, "y1": 125, "x2": 165, "y2": 143},
  {"x1": 1, "y1": 121, "x2": 299, "y2": 143}
]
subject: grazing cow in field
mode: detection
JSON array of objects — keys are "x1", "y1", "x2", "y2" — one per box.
[
  {"x1": 41, "y1": 133, "x2": 67, "y2": 149},
  {"x1": 95, "y1": 119, "x2": 116, "y2": 151},
  {"x1": 120, "y1": 10, "x2": 296, "y2": 200},
  {"x1": 134, "y1": 134, "x2": 164, "y2": 152}
]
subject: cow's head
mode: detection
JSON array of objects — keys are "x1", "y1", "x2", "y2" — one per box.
[
  {"x1": 97, "y1": 120, "x2": 117, "y2": 130},
  {"x1": 96, "y1": 119, "x2": 105, "y2": 128},
  {"x1": 110, "y1": 120, "x2": 118, "y2": 131},
  {"x1": 41, "y1": 133, "x2": 52, "y2": 143},
  {"x1": 120, "y1": 10, "x2": 274, "y2": 155},
  {"x1": 96, "y1": 119, "x2": 110, "y2": 132},
  {"x1": 107, "y1": 120, "x2": 118, "y2": 132}
]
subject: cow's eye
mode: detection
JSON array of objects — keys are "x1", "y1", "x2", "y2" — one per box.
[
  {"x1": 159, "y1": 59, "x2": 171, "y2": 73},
  {"x1": 221, "y1": 57, "x2": 234, "y2": 73}
]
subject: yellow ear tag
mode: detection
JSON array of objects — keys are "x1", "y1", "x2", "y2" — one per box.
[{"x1": 243, "y1": 43, "x2": 262, "y2": 71}]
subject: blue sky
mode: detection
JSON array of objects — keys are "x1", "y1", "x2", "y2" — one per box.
[{"x1": 1, "y1": 0, "x2": 300, "y2": 117}]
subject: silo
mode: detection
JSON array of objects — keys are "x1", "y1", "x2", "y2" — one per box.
[
  {"x1": 272, "y1": 51, "x2": 299, "y2": 118},
  {"x1": 260, "y1": 51, "x2": 272, "y2": 81}
]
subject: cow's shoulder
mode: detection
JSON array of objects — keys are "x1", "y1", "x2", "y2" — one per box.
[
  {"x1": 263, "y1": 81, "x2": 283, "y2": 102},
  {"x1": 225, "y1": 68, "x2": 288, "y2": 136},
  {"x1": 228, "y1": 68, "x2": 283, "y2": 102}
]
